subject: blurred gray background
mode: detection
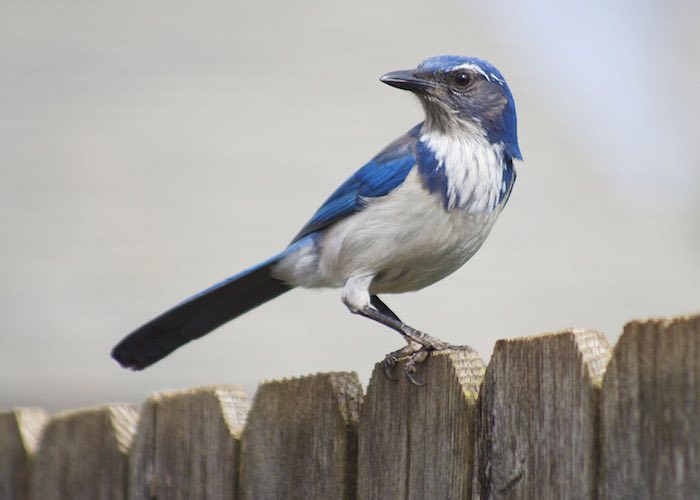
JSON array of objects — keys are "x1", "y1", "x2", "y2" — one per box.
[{"x1": 2, "y1": 1, "x2": 698, "y2": 411}]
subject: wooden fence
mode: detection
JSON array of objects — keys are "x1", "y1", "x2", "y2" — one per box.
[{"x1": 2, "y1": 313, "x2": 699, "y2": 499}]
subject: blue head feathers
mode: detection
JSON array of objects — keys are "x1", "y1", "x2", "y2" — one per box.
[{"x1": 382, "y1": 55, "x2": 521, "y2": 160}]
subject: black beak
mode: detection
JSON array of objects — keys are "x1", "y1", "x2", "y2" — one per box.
[{"x1": 380, "y1": 69, "x2": 435, "y2": 92}]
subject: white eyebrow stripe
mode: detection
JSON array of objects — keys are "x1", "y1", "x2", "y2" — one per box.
[
  {"x1": 452, "y1": 63, "x2": 491, "y2": 81},
  {"x1": 488, "y1": 72, "x2": 504, "y2": 84}
]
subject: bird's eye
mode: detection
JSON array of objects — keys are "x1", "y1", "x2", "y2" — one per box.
[{"x1": 452, "y1": 72, "x2": 471, "y2": 88}]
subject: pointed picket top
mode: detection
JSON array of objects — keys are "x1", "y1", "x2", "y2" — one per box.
[
  {"x1": 473, "y1": 329, "x2": 611, "y2": 499},
  {"x1": 0, "y1": 408, "x2": 49, "y2": 500},
  {"x1": 240, "y1": 371, "x2": 363, "y2": 500},
  {"x1": 30, "y1": 403, "x2": 138, "y2": 500},
  {"x1": 600, "y1": 314, "x2": 700, "y2": 499},
  {"x1": 128, "y1": 384, "x2": 249, "y2": 500},
  {"x1": 358, "y1": 347, "x2": 486, "y2": 500}
]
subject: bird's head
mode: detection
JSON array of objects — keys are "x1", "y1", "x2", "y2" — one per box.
[{"x1": 381, "y1": 55, "x2": 521, "y2": 159}]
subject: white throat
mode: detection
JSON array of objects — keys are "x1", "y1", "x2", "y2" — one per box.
[{"x1": 419, "y1": 120, "x2": 509, "y2": 213}]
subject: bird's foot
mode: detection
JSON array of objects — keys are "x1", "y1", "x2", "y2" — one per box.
[
  {"x1": 383, "y1": 333, "x2": 454, "y2": 385},
  {"x1": 383, "y1": 341, "x2": 423, "y2": 380}
]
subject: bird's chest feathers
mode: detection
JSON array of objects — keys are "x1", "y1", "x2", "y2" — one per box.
[{"x1": 416, "y1": 129, "x2": 513, "y2": 213}]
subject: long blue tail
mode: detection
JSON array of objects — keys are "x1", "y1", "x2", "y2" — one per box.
[{"x1": 111, "y1": 253, "x2": 292, "y2": 370}]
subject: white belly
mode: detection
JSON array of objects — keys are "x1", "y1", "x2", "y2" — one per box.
[{"x1": 274, "y1": 168, "x2": 503, "y2": 293}]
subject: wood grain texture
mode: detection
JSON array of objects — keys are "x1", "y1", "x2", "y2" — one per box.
[
  {"x1": 29, "y1": 403, "x2": 138, "y2": 500},
  {"x1": 357, "y1": 348, "x2": 486, "y2": 500},
  {"x1": 600, "y1": 314, "x2": 700, "y2": 499},
  {"x1": 0, "y1": 408, "x2": 48, "y2": 500},
  {"x1": 472, "y1": 329, "x2": 611, "y2": 499},
  {"x1": 239, "y1": 372, "x2": 362, "y2": 500},
  {"x1": 128, "y1": 385, "x2": 249, "y2": 500}
]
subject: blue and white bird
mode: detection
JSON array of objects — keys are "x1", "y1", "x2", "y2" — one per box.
[{"x1": 112, "y1": 55, "x2": 522, "y2": 384}]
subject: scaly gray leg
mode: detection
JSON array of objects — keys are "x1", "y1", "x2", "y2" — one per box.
[
  {"x1": 354, "y1": 304, "x2": 452, "y2": 351},
  {"x1": 342, "y1": 277, "x2": 452, "y2": 385},
  {"x1": 370, "y1": 295, "x2": 402, "y2": 323},
  {"x1": 355, "y1": 301, "x2": 453, "y2": 385}
]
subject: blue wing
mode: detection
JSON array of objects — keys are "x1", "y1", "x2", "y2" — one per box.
[{"x1": 290, "y1": 124, "x2": 422, "y2": 243}]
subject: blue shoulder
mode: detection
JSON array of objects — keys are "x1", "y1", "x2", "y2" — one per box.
[{"x1": 290, "y1": 124, "x2": 422, "y2": 243}]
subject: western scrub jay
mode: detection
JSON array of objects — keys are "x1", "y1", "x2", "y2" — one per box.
[{"x1": 112, "y1": 55, "x2": 522, "y2": 384}]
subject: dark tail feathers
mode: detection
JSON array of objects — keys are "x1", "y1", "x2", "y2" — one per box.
[{"x1": 111, "y1": 258, "x2": 292, "y2": 370}]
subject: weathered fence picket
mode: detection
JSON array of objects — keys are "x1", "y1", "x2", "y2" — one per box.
[
  {"x1": 239, "y1": 372, "x2": 362, "y2": 500},
  {"x1": 358, "y1": 348, "x2": 485, "y2": 500},
  {"x1": 0, "y1": 408, "x2": 48, "y2": 500},
  {"x1": 128, "y1": 385, "x2": 249, "y2": 500},
  {"x1": 1, "y1": 312, "x2": 698, "y2": 500},
  {"x1": 472, "y1": 329, "x2": 611, "y2": 499},
  {"x1": 29, "y1": 404, "x2": 138, "y2": 500},
  {"x1": 600, "y1": 315, "x2": 700, "y2": 499}
]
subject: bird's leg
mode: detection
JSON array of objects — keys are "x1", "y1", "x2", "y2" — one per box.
[
  {"x1": 343, "y1": 277, "x2": 453, "y2": 384},
  {"x1": 359, "y1": 305, "x2": 452, "y2": 385},
  {"x1": 371, "y1": 294, "x2": 435, "y2": 382},
  {"x1": 370, "y1": 294, "x2": 409, "y2": 381},
  {"x1": 354, "y1": 303, "x2": 452, "y2": 351},
  {"x1": 370, "y1": 294, "x2": 402, "y2": 322}
]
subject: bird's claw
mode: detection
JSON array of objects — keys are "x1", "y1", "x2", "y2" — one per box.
[
  {"x1": 404, "y1": 350, "x2": 430, "y2": 386},
  {"x1": 382, "y1": 355, "x2": 399, "y2": 381},
  {"x1": 382, "y1": 342, "x2": 439, "y2": 385},
  {"x1": 382, "y1": 341, "x2": 422, "y2": 381},
  {"x1": 382, "y1": 331, "x2": 454, "y2": 385},
  {"x1": 404, "y1": 365, "x2": 424, "y2": 386}
]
